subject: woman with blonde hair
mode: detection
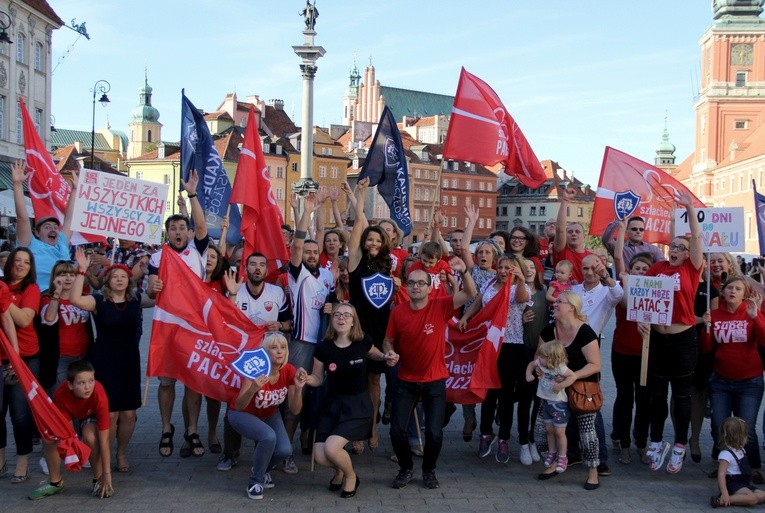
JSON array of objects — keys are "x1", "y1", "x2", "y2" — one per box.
[
  {"x1": 229, "y1": 332, "x2": 306, "y2": 500},
  {"x1": 537, "y1": 290, "x2": 601, "y2": 489}
]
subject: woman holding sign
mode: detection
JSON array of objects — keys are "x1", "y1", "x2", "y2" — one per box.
[
  {"x1": 639, "y1": 190, "x2": 703, "y2": 474},
  {"x1": 611, "y1": 220, "x2": 654, "y2": 465},
  {"x1": 304, "y1": 303, "x2": 397, "y2": 498},
  {"x1": 228, "y1": 332, "x2": 305, "y2": 500},
  {"x1": 70, "y1": 247, "x2": 152, "y2": 474},
  {"x1": 701, "y1": 277, "x2": 765, "y2": 479}
]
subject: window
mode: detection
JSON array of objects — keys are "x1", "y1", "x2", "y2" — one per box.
[
  {"x1": 515, "y1": 206, "x2": 522, "y2": 216},
  {"x1": 540, "y1": 206, "x2": 546, "y2": 216},
  {"x1": 479, "y1": 181, "x2": 485, "y2": 191},
  {"x1": 479, "y1": 218, "x2": 485, "y2": 229},
  {"x1": 443, "y1": 178, "x2": 449, "y2": 188},
  {"x1": 163, "y1": 174, "x2": 171, "y2": 185},
  {"x1": 34, "y1": 42, "x2": 43, "y2": 71},
  {"x1": 442, "y1": 196, "x2": 448, "y2": 206},
  {"x1": 423, "y1": 210, "x2": 430, "y2": 222},
  {"x1": 530, "y1": 206, "x2": 536, "y2": 216},
  {"x1": 263, "y1": 143, "x2": 270, "y2": 154},
  {"x1": 487, "y1": 198, "x2": 492, "y2": 208},
  {"x1": 452, "y1": 196, "x2": 457, "y2": 206},
  {"x1": 34, "y1": 108, "x2": 42, "y2": 134},
  {"x1": 319, "y1": 166, "x2": 326, "y2": 178},
  {"x1": 331, "y1": 167, "x2": 338, "y2": 179},
  {"x1": 487, "y1": 219, "x2": 492, "y2": 229},
  {"x1": 276, "y1": 145, "x2": 282, "y2": 155},
  {"x1": 425, "y1": 169, "x2": 430, "y2": 179},
  {"x1": 415, "y1": 187, "x2": 421, "y2": 200},
  {"x1": 135, "y1": 171, "x2": 143, "y2": 180},
  {"x1": 736, "y1": 72, "x2": 747, "y2": 87},
  {"x1": 414, "y1": 209, "x2": 420, "y2": 222},
  {"x1": 451, "y1": 179, "x2": 458, "y2": 188},
  {"x1": 451, "y1": 216, "x2": 457, "y2": 227},
  {"x1": 442, "y1": 216, "x2": 448, "y2": 227},
  {"x1": 267, "y1": 165, "x2": 272, "y2": 177},
  {"x1": 16, "y1": 33, "x2": 25, "y2": 63},
  {"x1": 735, "y1": 120, "x2": 748, "y2": 129},
  {"x1": 15, "y1": 102, "x2": 21, "y2": 144},
  {"x1": 501, "y1": 206, "x2": 507, "y2": 216},
  {"x1": 276, "y1": 188, "x2": 284, "y2": 200},
  {"x1": 292, "y1": 163, "x2": 298, "y2": 172},
  {"x1": 577, "y1": 207, "x2": 583, "y2": 217},
  {"x1": 327, "y1": 148, "x2": 333, "y2": 156},
  {"x1": 424, "y1": 189, "x2": 430, "y2": 201},
  {"x1": 148, "y1": 129, "x2": 152, "y2": 142},
  {"x1": 276, "y1": 166, "x2": 284, "y2": 179},
  {"x1": 0, "y1": 95, "x2": 5, "y2": 140},
  {"x1": 415, "y1": 168, "x2": 421, "y2": 178},
  {"x1": 321, "y1": 147, "x2": 326, "y2": 155},
  {"x1": 465, "y1": 180, "x2": 473, "y2": 190},
  {"x1": 479, "y1": 198, "x2": 484, "y2": 207}
]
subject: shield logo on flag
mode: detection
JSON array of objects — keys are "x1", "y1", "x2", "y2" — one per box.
[
  {"x1": 613, "y1": 190, "x2": 641, "y2": 221},
  {"x1": 230, "y1": 347, "x2": 272, "y2": 380},
  {"x1": 384, "y1": 137, "x2": 400, "y2": 167},
  {"x1": 362, "y1": 273, "x2": 393, "y2": 309}
]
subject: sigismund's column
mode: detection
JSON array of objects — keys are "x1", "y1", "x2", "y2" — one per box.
[{"x1": 292, "y1": 1, "x2": 325, "y2": 196}]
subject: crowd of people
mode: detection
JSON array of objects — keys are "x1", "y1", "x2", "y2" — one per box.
[{"x1": 2, "y1": 161, "x2": 765, "y2": 507}]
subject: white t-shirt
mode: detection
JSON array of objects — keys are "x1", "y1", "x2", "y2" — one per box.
[
  {"x1": 288, "y1": 262, "x2": 334, "y2": 344},
  {"x1": 719, "y1": 448, "x2": 746, "y2": 476},
  {"x1": 234, "y1": 282, "x2": 288, "y2": 326},
  {"x1": 148, "y1": 236, "x2": 210, "y2": 280},
  {"x1": 536, "y1": 361, "x2": 571, "y2": 403}
]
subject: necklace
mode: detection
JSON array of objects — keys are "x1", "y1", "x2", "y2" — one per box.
[{"x1": 110, "y1": 299, "x2": 127, "y2": 311}]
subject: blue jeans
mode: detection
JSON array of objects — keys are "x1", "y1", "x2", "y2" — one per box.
[
  {"x1": 710, "y1": 373, "x2": 764, "y2": 469},
  {"x1": 390, "y1": 379, "x2": 446, "y2": 473},
  {"x1": 228, "y1": 410, "x2": 292, "y2": 485},
  {"x1": 1, "y1": 357, "x2": 39, "y2": 455}
]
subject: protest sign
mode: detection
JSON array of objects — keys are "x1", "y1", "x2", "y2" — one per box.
[
  {"x1": 674, "y1": 207, "x2": 745, "y2": 252},
  {"x1": 626, "y1": 275, "x2": 675, "y2": 326},
  {"x1": 72, "y1": 170, "x2": 169, "y2": 244}
]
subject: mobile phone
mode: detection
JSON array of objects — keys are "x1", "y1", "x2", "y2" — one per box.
[{"x1": 230, "y1": 266, "x2": 237, "y2": 273}]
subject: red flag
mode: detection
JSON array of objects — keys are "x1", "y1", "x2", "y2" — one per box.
[
  {"x1": 444, "y1": 279, "x2": 511, "y2": 404},
  {"x1": 147, "y1": 248, "x2": 267, "y2": 403},
  {"x1": 229, "y1": 106, "x2": 289, "y2": 276},
  {"x1": 443, "y1": 68, "x2": 546, "y2": 189},
  {"x1": 0, "y1": 330, "x2": 90, "y2": 470},
  {"x1": 19, "y1": 97, "x2": 102, "y2": 245},
  {"x1": 589, "y1": 147, "x2": 705, "y2": 245}
]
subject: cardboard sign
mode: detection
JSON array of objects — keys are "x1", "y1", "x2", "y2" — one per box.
[
  {"x1": 674, "y1": 207, "x2": 745, "y2": 252},
  {"x1": 625, "y1": 275, "x2": 675, "y2": 326},
  {"x1": 72, "y1": 170, "x2": 169, "y2": 244}
]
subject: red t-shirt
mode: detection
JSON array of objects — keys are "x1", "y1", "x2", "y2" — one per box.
[
  {"x1": 551, "y1": 246, "x2": 592, "y2": 283},
  {"x1": 613, "y1": 303, "x2": 643, "y2": 356},
  {"x1": 538, "y1": 238, "x2": 550, "y2": 261},
  {"x1": 232, "y1": 364, "x2": 296, "y2": 419},
  {"x1": 700, "y1": 304, "x2": 765, "y2": 380},
  {"x1": 408, "y1": 259, "x2": 451, "y2": 298},
  {"x1": 41, "y1": 297, "x2": 90, "y2": 357},
  {"x1": 9, "y1": 282, "x2": 41, "y2": 357},
  {"x1": 390, "y1": 248, "x2": 409, "y2": 275},
  {"x1": 645, "y1": 258, "x2": 701, "y2": 326},
  {"x1": 386, "y1": 296, "x2": 454, "y2": 382},
  {"x1": 53, "y1": 380, "x2": 110, "y2": 429},
  {"x1": 319, "y1": 252, "x2": 338, "y2": 272},
  {"x1": 204, "y1": 278, "x2": 227, "y2": 296}
]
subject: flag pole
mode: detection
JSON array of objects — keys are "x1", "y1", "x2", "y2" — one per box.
[{"x1": 706, "y1": 251, "x2": 711, "y2": 334}]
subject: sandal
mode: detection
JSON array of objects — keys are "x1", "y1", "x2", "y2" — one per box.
[
  {"x1": 710, "y1": 495, "x2": 721, "y2": 508},
  {"x1": 182, "y1": 432, "x2": 205, "y2": 458},
  {"x1": 115, "y1": 454, "x2": 130, "y2": 473},
  {"x1": 158, "y1": 424, "x2": 175, "y2": 457},
  {"x1": 10, "y1": 471, "x2": 29, "y2": 484}
]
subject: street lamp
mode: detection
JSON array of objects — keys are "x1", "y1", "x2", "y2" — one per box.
[
  {"x1": 0, "y1": 11, "x2": 13, "y2": 45},
  {"x1": 90, "y1": 79, "x2": 110, "y2": 169}
]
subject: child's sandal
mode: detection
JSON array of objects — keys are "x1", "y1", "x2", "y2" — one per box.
[{"x1": 709, "y1": 495, "x2": 721, "y2": 508}]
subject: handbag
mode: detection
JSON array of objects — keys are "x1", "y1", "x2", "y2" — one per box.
[{"x1": 568, "y1": 380, "x2": 603, "y2": 414}]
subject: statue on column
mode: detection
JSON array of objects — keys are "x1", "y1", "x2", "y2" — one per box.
[{"x1": 300, "y1": 1, "x2": 319, "y2": 30}]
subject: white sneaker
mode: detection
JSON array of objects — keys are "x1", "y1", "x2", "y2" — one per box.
[
  {"x1": 262, "y1": 472, "x2": 275, "y2": 489},
  {"x1": 649, "y1": 441, "x2": 671, "y2": 471},
  {"x1": 39, "y1": 456, "x2": 49, "y2": 476},
  {"x1": 282, "y1": 455, "x2": 298, "y2": 474},
  {"x1": 519, "y1": 444, "x2": 533, "y2": 466},
  {"x1": 247, "y1": 482, "x2": 264, "y2": 500},
  {"x1": 666, "y1": 444, "x2": 686, "y2": 474},
  {"x1": 529, "y1": 443, "x2": 541, "y2": 462}
]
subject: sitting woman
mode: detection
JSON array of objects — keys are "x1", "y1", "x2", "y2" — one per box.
[
  {"x1": 305, "y1": 303, "x2": 397, "y2": 498},
  {"x1": 228, "y1": 332, "x2": 305, "y2": 501}
]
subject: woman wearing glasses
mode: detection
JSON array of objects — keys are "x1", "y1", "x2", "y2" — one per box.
[
  {"x1": 509, "y1": 226, "x2": 542, "y2": 274},
  {"x1": 346, "y1": 178, "x2": 394, "y2": 452},
  {"x1": 304, "y1": 303, "x2": 397, "y2": 498},
  {"x1": 638, "y1": 190, "x2": 703, "y2": 474}
]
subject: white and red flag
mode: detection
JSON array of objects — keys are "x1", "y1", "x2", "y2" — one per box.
[
  {"x1": 147, "y1": 247, "x2": 266, "y2": 402},
  {"x1": 444, "y1": 278, "x2": 511, "y2": 404},
  {"x1": 19, "y1": 97, "x2": 102, "y2": 245},
  {"x1": 229, "y1": 105, "x2": 289, "y2": 277},
  {"x1": 0, "y1": 330, "x2": 91, "y2": 470},
  {"x1": 590, "y1": 147, "x2": 705, "y2": 245},
  {"x1": 443, "y1": 68, "x2": 546, "y2": 189}
]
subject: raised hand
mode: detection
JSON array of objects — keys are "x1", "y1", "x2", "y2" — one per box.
[
  {"x1": 329, "y1": 186, "x2": 339, "y2": 203},
  {"x1": 74, "y1": 247, "x2": 91, "y2": 270},
  {"x1": 180, "y1": 169, "x2": 199, "y2": 195},
  {"x1": 223, "y1": 268, "x2": 242, "y2": 295},
  {"x1": 11, "y1": 160, "x2": 27, "y2": 185},
  {"x1": 465, "y1": 203, "x2": 479, "y2": 225},
  {"x1": 316, "y1": 186, "x2": 329, "y2": 204},
  {"x1": 675, "y1": 189, "x2": 693, "y2": 209}
]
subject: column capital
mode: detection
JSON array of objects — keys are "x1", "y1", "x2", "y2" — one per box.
[{"x1": 300, "y1": 64, "x2": 318, "y2": 79}]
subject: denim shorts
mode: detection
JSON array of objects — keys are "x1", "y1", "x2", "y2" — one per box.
[{"x1": 542, "y1": 399, "x2": 570, "y2": 428}]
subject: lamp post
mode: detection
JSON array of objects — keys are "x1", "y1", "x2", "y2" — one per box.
[
  {"x1": 90, "y1": 80, "x2": 110, "y2": 170},
  {"x1": 0, "y1": 10, "x2": 13, "y2": 45}
]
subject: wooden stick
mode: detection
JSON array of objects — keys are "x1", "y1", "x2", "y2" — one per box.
[
  {"x1": 142, "y1": 375, "x2": 149, "y2": 407},
  {"x1": 639, "y1": 330, "x2": 650, "y2": 387},
  {"x1": 706, "y1": 252, "x2": 711, "y2": 334}
]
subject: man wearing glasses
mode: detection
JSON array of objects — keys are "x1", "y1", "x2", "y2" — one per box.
[
  {"x1": 601, "y1": 217, "x2": 665, "y2": 264},
  {"x1": 383, "y1": 257, "x2": 476, "y2": 490}
]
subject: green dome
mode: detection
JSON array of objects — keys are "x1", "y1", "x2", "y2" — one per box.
[
  {"x1": 657, "y1": 128, "x2": 675, "y2": 153},
  {"x1": 131, "y1": 77, "x2": 160, "y2": 123}
]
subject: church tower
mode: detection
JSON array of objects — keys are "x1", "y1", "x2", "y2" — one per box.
[
  {"x1": 655, "y1": 118, "x2": 676, "y2": 168},
  {"x1": 342, "y1": 60, "x2": 361, "y2": 125},
  {"x1": 127, "y1": 72, "x2": 162, "y2": 159},
  {"x1": 693, "y1": 0, "x2": 765, "y2": 173}
]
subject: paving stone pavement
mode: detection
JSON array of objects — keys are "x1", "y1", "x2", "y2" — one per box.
[{"x1": 0, "y1": 313, "x2": 761, "y2": 512}]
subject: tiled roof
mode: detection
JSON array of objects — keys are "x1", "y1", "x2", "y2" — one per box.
[
  {"x1": 128, "y1": 144, "x2": 181, "y2": 162},
  {"x1": 213, "y1": 130, "x2": 243, "y2": 162},
  {"x1": 50, "y1": 129, "x2": 113, "y2": 152},
  {"x1": 204, "y1": 111, "x2": 233, "y2": 122},
  {"x1": 20, "y1": 0, "x2": 63, "y2": 25},
  {"x1": 379, "y1": 86, "x2": 454, "y2": 122},
  {"x1": 672, "y1": 153, "x2": 694, "y2": 181},
  {"x1": 264, "y1": 105, "x2": 298, "y2": 138},
  {"x1": 52, "y1": 145, "x2": 79, "y2": 173}
]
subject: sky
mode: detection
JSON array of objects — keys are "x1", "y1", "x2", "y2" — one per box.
[{"x1": 47, "y1": 0, "x2": 716, "y2": 188}]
